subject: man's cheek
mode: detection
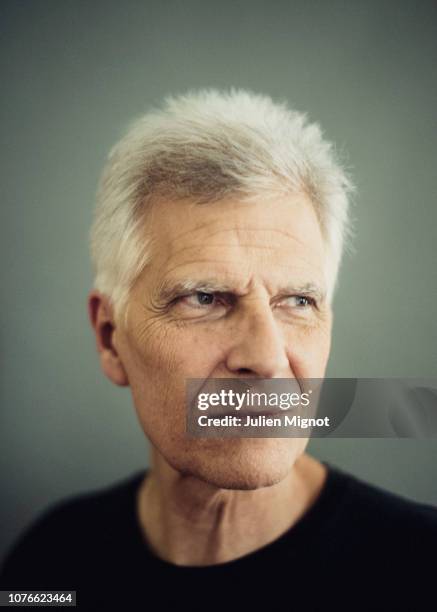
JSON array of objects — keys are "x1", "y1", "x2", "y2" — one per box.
[
  {"x1": 135, "y1": 382, "x2": 186, "y2": 439},
  {"x1": 178, "y1": 327, "x2": 229, "y2": 372},
  {"x1": 131, "y1": 325, "x2": 181, "y2": 374}
]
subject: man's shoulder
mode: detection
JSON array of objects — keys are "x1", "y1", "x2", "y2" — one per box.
[
  {"x1": 15, "y1": 469, "x2": 144, "y2": 537},
  {"x1": 329, "y1": 463, "x2": 437, "y2": 540},
  {"x1": 0, "y1": 470, "x2": 145, "y2": 588},
  {"x1": 310, "y1": 464, "x2": 437, "y2": 607}
]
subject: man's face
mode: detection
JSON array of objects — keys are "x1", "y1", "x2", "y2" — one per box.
[{"x1": 112, "y1": 194, "x2": 332, "y2": 489}]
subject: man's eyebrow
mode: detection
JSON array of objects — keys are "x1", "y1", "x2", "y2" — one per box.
[
  {"x1": 279, "y1": 282, "x2": 326, "y2": 302},
  {"x1": 155, "y1": 279, "x2": 237, "y2": 302},
  {"x1": 155, "y1": 279, "x2": 326, "y2": 303}
]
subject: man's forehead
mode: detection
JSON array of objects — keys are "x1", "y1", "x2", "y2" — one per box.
[
  {"x1": 146, "y1": 235, "x2": 325, "y2": 285},
  {"x1": 149, "y1": 220, "x2": 325, "y2": 273},
  {"x1": 165, "y1": 224, "x2": 318, "y2": 254},
  {"x1": 148, "y1": 194, "x2": 323, "y2": 248},
  {"x1": 141, "y1": 195, "x2": 327, "y2": 290}
]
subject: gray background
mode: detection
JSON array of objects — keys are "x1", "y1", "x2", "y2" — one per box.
[{"x1": 1, "y1": 0, "x2": 436, "y2": 563}]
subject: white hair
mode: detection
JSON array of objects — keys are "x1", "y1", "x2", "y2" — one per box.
[{"x1": 90, "y1": 88, "x2": 355, "y2": 322}]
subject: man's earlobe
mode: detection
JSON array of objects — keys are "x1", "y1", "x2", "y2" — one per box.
[{"x1": 88, "y1": 291, "x2": 129, "y2": 387}]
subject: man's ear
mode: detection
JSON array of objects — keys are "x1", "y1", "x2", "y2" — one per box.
[{"x1": 87, "y1": 290, "x2": 129, "y2": 386}]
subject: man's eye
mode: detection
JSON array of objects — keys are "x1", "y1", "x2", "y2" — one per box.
[
  {"x1": 283, "y1": 295, "x2": 316, "y2": 309},
  {"x1": 181, "y1": 291, "x2": 217, "y2": 308}
]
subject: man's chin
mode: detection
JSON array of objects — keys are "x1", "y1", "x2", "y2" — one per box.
[
  {"x1": 193, "y1": 467, "x2": 289, "y2": 491},
  {"x1": 174, "y1": 437, "x2": 307, "y2": 491}
]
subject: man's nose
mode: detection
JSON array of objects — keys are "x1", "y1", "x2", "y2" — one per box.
[{"x1": 225, "y1": 305, "x2": 290, "y2": 378}]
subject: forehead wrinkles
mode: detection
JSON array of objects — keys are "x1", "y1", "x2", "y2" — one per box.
[
  {"x1": 157, "y1": 250, "x2": 326, "y2": 302},
  {"x1": 161, "y1": 251, "x2": 322, "y2": 282},
  {"x1": 161, "y1": 224, "x2": 320, "y2": 262}
]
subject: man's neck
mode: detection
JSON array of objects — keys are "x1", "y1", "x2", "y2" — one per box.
[{"x1": 136, "y1": 452, "x2": 327, "y2": 566}]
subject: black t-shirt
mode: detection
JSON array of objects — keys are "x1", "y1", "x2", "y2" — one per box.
[{"x1": 1, "y1": 461, "x2": 437, "y2": 611}]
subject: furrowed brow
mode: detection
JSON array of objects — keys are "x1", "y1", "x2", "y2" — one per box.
[
  {"x1": 279, "y1": 283, "x2": 326, "y2": 302},
  {"x1": 156, "y1": 278, "x2": 237, "y2": 303},
  {"x1": 155, "y1": 279, "x2": 326, "y2": 304}
]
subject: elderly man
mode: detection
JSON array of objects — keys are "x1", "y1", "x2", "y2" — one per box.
[{"x1": 1, "y1": 89, "x2": 436, "y2": 610}]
